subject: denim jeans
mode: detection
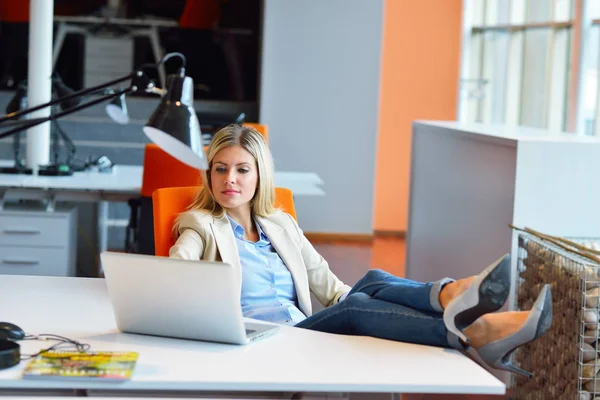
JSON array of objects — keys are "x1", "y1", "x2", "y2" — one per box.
[{"x1": 294, "y1": 269, "x2": 455, "y2": 348}]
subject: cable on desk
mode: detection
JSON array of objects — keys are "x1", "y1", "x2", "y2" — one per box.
[{"x1": 20, "y1": 333, "x2": 91, "y2": 359}]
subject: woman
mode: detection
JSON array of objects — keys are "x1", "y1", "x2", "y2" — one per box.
[{"x1": 170, "y1": 124, "x2": 552, "y2": 379}]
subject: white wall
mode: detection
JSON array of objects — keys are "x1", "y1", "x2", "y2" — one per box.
[{"x1": 260, "y1": 0, "x2": 384, "y2": 234}]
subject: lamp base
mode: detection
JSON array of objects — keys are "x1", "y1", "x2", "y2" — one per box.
[
  {"x1": 0, "y1": 164, "x2": 73, "y2": 176},
  {"x1": 38, "y1": 164, "x2": 73, "y2": 176},
  {"x1": 0, "y1": 166, "x2": 33, "y2": 174}
]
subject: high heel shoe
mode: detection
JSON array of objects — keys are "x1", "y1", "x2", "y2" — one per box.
[
  {"x1": 443, "y1": 254, "x2": 511, "y2": 344},
  {"x1": 475, "y1": 284, "x2": 553, "y2": 379}
]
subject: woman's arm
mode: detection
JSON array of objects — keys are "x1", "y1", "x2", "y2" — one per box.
[
  {"x1": 286, "y1": 214, "x2": 352, "y2": 307},
  {"x1": 169, "y1": 211, "x2": 212, "y2": 260},
  {"x1": 169, "y1": 228, "x2": 205, "y2": 260}
]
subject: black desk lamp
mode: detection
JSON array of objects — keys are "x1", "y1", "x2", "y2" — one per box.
[
  {"x1": 106, "y1": 93, "x2": 129, "y2": 124},
  {"x1": 2, "y1": 76, "x2": 131, "y2": 175},
  {"x1": 52, "y1": 73, "x2": 130, "y2": 124},
  {"x1": 0, "y1": 52, "x2": 208, "y2": 173},
  {"x1": 143, "y1": 69, "x2": 208, "y2": 170}
]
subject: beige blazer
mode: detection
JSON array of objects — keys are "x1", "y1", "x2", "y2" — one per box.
[{"x1": 169, "y1": 209, "x2": 351, "y2": 317}]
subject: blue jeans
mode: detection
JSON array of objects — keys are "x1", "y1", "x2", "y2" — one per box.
[{"x1": 294, "y1": 269, "x2": 455, "y2": 348}]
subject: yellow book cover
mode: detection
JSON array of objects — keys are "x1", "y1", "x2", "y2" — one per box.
[{"x1": 23, "y1": 351, "x2": 139, "y2": 381}]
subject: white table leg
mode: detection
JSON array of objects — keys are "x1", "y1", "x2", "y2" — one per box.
[
  {"x1": 131, "y1": 26, "x2": 165, "y2": 87},
  {"x1": 52, "y1": 22, "x2": 67, "y2": 68},
  {"x1": 97, "y1": 200, "x2": 109, "y2": 256},
  {"x1": 148, "y1": 26, "x2": 166, "y2": 87}
]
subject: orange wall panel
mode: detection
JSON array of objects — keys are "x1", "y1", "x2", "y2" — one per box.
[{"x1": 374, "y1": 0, "x2": 462, "y2": 232}]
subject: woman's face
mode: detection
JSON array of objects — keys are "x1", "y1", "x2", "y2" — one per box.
[{"x1": 210, "y1": 145, "x2": 258, "y2": 213}]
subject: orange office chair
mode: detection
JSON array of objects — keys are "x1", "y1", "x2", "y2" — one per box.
[
  {"x1": 152, "y1": 186, "x2": 296, "y2": 257},
  {"x1": 242, "y1": 123, "x2": 268, "y2": 142},
  {"x1": 140, "y1": 143, "x2": 202, "y2": 197},
  {"x1": 126, "y1": 144, "x2": 201, "y2": 254}
]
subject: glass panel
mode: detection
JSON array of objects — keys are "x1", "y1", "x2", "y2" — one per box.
[
  {"x1": 505, "y1": 32, "x2": 525, "y2": 125},
  {"x1": 563, "y1": 28, "x2": 573, "y2": 131},
  {"x1": 511, "y1": 0, "x2": 527, "y2": 24},
  {"x1": 460, "y1": 34, "x2": 485, "y2": 123},
  {"x1": 485, "y1": 0, "x2": 498, "y2": 25},
  {"x1": 468, "y1": 0, "x2": 486, "y2": 25},
  {"x1": 587, "y1": 26, "x2": 600, "y2": 135},
  {"x1": 484, "y1": 0, "x2": 511, "y2": 25},
  {"x1": 580, "y1": 25, "x2": 600, "y2": 134},
  {"x1": 482, "y1": 32, "x2": 510, "y2": 123},
  {"x1": 496, "y1": 0, "x2": 512, "y2": 24},
  {"x1": 547, "y1": 28, "x2": 571, "y2": 131},
  {"x1": 521, "y1": 29, "x2": 551, "y2": 128},
  {"x1": 588, "y1": 0, "x2": 600, "y2": 20},
  {"x1": 585, "y1": 67, "x2": 599, "y2": 135},
  {"x1": 553, "y1": 0, "x2": 573, "y2": 22},
  {"x1": 526, "y1": 0, "x2": 553, "y2": 23}
]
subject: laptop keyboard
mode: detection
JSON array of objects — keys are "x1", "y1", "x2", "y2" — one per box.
[{"x1": 245, "y1": 329, "x2": 257, "y2": 335}]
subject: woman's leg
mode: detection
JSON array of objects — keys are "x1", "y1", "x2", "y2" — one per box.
[
  {"x1": 295, "y1": 292, "x2": 453, "y2": 348},
  {"x1": 295, "y1": 291, "x2": 538, "y2": 352},
  {"x1": 347, "y1": 269, "x2": 454, "y2": 314}
]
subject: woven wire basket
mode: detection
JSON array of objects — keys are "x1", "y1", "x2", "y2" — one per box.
[{"x1": 510, "y1": 232, "x2": 600, "y2": 400}]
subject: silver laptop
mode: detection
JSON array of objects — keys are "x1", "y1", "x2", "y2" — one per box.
[{"x1": 100, "y1": 251, "x2": 279, "y2": 345}]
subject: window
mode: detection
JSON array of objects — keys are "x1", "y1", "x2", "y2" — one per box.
[
  {"x1": 459, "y1": 0, "x2": 575, "y2": 132},
  {"x1": 577, "y1": 1, "x2": 600, "y2": 135}
]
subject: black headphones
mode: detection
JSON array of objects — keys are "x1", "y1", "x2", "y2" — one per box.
[
  {"x1": 0, "y1": 322, "x2": 24, "y2": 370},
  {"x1": 0, "y1": 322, "x2": 91, "y2": 370},
  {"x1": 0, "y1": 339, "x2": 20, "y2": 370}
]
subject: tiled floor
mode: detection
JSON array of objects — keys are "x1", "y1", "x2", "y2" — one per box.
[{"x1": 312, "y1": 237, "x2": 508, "y2": 400}]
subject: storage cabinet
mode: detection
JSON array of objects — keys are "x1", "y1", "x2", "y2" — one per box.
[
  {"x1": 406, "y1": 121, "x2": 600, "y2": 310},
  {"x1": 0, "y1": 204, "x2": 77, "y2": 276}
]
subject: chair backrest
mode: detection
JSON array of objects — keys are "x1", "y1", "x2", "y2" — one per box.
[
  {"x1": 152, "y1": 186, "x2": 297, "y2": 257},
  {"x1": 242, "y1": 123, "x2": 268, "y2": 142},
  {"x1": 140, "y1": 143, "x2": 201, "y2": 197}
]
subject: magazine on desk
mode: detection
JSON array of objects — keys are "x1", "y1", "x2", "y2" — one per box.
[{"x1": 22, "y1": 351, "x2": 139, "y2": 381}]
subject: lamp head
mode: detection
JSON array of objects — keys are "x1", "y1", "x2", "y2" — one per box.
[
  {"x1": 143, "y1": 68, "x2": 208, "y2": 170},
  {"x1": 105, "y1": 92, "x2": 129, "y2": 124}
]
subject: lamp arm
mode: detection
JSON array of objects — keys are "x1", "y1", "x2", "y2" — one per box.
[
  {"x1": 53, "y1": 120, "x2": 76, "y2": 163},
  {"x1": 138, "y1": 52, "x2": 187, "y2": 74},
  {"x1": 0, "y1": 118, "x2": 49, "y2": 127},
  {"x1": 0, "y1": 88, "x2": 133, "y2": 141},
  {"x1": 158, "y1": 52, "x2": 186, "y2": 69},
  {"x1": 0, "y1": 71, "x2": 143, "y2": 125}
]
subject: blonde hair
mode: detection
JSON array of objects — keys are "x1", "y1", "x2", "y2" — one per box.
[{"x1": 173, "y1": 124, "x2": 276, "y2": 235}]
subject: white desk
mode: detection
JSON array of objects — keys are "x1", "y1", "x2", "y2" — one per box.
[
  {"x1": 0, "y1": 275, "x2": 505, "y2": 397},
  {"x1": 0, "y1": 160, "x2": 325, "y2": 257},
  {"x1": 0, "y1": 160, "x2": 325, "y2": 202}
]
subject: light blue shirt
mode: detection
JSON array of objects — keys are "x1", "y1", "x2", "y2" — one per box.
[{"x1": 228, "y1": 216, "x2": 307, "y2": 326}]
